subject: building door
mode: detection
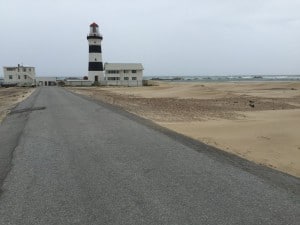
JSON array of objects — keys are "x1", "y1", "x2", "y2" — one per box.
[{"x1": 95, "y1": 76, "x2": 98, "y2": 82}]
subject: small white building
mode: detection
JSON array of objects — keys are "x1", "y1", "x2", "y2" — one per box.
[
  {"x1": 3, "y1": 64, "x2": 36, "y2": 86},
  {"x1": 36, "y1": 77, "x2": 57, "y2": 86},
  {"x1": 104, "y1": 63, "x2": 143, "y2": 86}
]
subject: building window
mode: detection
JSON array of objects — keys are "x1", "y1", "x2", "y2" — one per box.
[
  {"x1": 9, "y1": 75, "x2": 13, "y2": 79},
  {"x1": 107, "y1": 77, "x2": 120, "y2": 80},
  {"x1": 18, "y1": 75, "x2": 20, "y2": 79},
  {"x1": 107, "y1": 70, "x2": 119, "y2": 74},
  {"x1": 24, "y1": 75, "x2": 27, "y2": 79},
  {"x1": 124, "y1": 77, "x2": 129, "y2": 80},
  {"x1": 23, "y1": 68, "x2": 26, "y2": 72},
  {"x1": 132, "y1": 77, "x2": 137, "y2": 80},
  {"x1": 6, "y1": 68, "x2": 15, "y2": 71},
  {"x1": 124, "y1": 70, "x2": 129, "y2": 73},
  {"x1": 28, "y1": 68, "x2": 31, "y2": 72},
  {"x1": 132, "y1": 70, "x2": 137, "y2": 73}
]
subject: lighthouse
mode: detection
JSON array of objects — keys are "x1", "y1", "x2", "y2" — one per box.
[{"x1": 87, "y1": 22, "x2": 104, "y2": 83}]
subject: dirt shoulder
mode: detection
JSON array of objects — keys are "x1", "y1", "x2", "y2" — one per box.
[
  {"x1": 67, "y1": 81, "x2": 300, "y2": 177},
  {"x1": 0, "y1": 87, "x2": 35, "y2": 124}
]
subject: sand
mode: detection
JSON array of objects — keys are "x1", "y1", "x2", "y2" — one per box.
[
  {"x1": 67, "y1": 81, "x2": 300, "y2": 177},
  {"x1": 161, "y1": 110, "x2": 300, "y2": 177},
  {"x1": 0, "y1": 87, "x2": 35, "y2": 124}
]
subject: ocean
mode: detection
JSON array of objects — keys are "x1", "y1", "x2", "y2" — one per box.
[{"x1": 144, "y1": 75, "x2": 300, "y2": 82}]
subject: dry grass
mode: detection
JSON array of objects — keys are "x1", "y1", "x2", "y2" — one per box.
[{"x1": 0, "y1": 87, "x2": 35, "y2": 123}]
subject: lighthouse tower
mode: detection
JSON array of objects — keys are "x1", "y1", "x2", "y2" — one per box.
[{"x1": 87, "y1": 22, "x2": 104, "y2": 83}]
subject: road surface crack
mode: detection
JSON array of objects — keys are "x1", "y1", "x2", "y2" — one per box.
[{"x1": 9, "y1": 106, "x2": 46, "y2": 115}]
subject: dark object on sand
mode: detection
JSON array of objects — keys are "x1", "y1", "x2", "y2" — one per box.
[{"x1": 1, "y1": 83, "x2": 18, "y2": 88}]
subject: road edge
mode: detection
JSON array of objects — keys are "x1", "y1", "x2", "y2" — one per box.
[
  {"x1": 65, "y1": 87, "x2": 300, "y2": 196},
  {"x1": 0, "y1": 88, "x2": 40, "y2": 195}
]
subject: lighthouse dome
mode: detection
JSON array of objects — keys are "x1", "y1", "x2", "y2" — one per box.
[{"x1": 90, "y1": 22, "x2": 99, "y2": 27}]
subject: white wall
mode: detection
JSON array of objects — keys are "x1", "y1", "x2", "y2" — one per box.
[
  {"x1": 65, "y1": 80, "x2": 93, "y2": 86},
  {"x1": 88, "y1": 71, "x2": 105, "y2": 82},
  {"x1": 88, "y1": 39, "x2": 101, "y2": 45},
  {"x1": 105, "y1": 80, "x2": 143, "y2": 87},
  {"x1": 89, "y1": 53, "x2": 103, "y2": 63}
]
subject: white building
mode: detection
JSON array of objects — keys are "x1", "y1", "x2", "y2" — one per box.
[
  {"x1": 3, "y1": 64, "x2": 36, "y2": 86},
  {"x1": 36, "y1": 77, "x2": 57, "y2": 86},
  {"x1": 104, "y1": 63, "x2": 144, "y2": 86}
]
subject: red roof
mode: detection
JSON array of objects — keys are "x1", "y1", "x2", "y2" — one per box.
[{"x1": 90, "y1": 22, "x2": 99, "y2": 27}]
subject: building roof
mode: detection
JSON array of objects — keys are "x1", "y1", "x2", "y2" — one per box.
[
  {"x1": 104, "y1": 63, "x2": 144, "y2": 70},
  {"x1": 3, "y1": 65, "x2": 35, "y2": 68}
]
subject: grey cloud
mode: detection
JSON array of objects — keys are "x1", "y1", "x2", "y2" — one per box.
[{"x1": 0, "y1": 0, "x2": 299, "y2": 76}]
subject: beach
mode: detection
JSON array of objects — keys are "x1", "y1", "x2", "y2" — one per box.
[
  {"x1": 67, "y1": 81, "x2": 300, "y2": 177},
  {"x1": 0, "y1": 87, "x2": 35, "y2": 124}
]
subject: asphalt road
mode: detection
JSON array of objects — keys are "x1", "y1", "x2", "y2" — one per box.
[{"x1": 0, "y1": 87, "x2": 299, "y2": 225}]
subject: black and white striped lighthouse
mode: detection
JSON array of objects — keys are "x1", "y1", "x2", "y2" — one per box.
[{"x1": 87, "y1": 22, "x2": 104, "y2": 83}]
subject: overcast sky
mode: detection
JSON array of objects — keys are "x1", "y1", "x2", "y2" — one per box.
[{"x1": 1, "y1": 0, "x2": 300, "y2": 77}]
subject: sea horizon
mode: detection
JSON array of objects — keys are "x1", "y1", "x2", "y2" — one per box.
[{"x1": 144, "y1": 74, "x2": 300, "y2": 82}]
